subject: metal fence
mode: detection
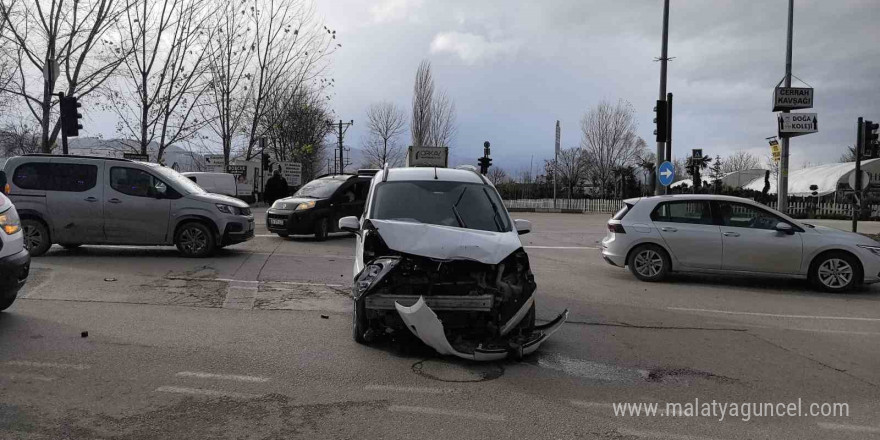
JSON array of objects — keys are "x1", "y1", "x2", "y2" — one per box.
[
  {"x1": 765, "y1": 201, "x2": 880, "y2": 217},
  {"x1": 503, "y1": 198, "x2": 625, "y2": 213}
]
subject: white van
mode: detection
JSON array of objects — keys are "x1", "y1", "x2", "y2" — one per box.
[{"x1": 182, "y1": 172, "x2": 238, "y2": 197}]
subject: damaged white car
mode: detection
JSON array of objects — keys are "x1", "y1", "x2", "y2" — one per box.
[{"x1": 338, "y1": 166, "x2": 567, "y2": 361}]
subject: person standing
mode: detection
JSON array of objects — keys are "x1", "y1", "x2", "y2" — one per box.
[{"x1": 264, "y1": 169, "x2": 289, "y2": 205}]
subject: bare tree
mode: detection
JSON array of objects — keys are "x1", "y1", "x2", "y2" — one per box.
[
  {"x1": 839, "y1": 145, "x2": 857, "y2": 163},
  {"x1": 580, "y1": 100, "x2": 645, "y2": 197},
  {"x1": 410, "y1": 59, "x2": 433, "y2": 147},
  {"x1": 428, "y1": 89, "x2": 455, "y2": 148},
  {"x1": 487, "y1": 166, "x2": 508, "y2": 185},
  {"x1": 108, "y1": 0, "x2": 213, "y2": 162},
  {"x1": 0, "y1": 120, "x2": 41, "y2": 156},
  {"x1": 721, "y1": 150, "x2": 761, "y2": 173},
  {"x1": 363, "y1": 101, "x2": 405, "y2": 167},
  {"x1": 0, "y1": 0, "x2": 132, "y2": 152},
  {"x1": 556, "y1": 147, "x2": 590, "y2": 200},
  {"x1": 262, "y1": 84, "x2": 332, "y2": 182}
]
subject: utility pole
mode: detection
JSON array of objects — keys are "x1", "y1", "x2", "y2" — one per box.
[
  {"x1": 777, "y1": 0, "x2": 794, "y2": 213},
  {"x1": 328, "y1": 119, "x2": 353, "y2": 174},
  {"x1": 554, "y1": 121, "x2": 560, "y2": 208},
  {"x1": 654, "y1": 0, "x2": 670, "y2": 196}
]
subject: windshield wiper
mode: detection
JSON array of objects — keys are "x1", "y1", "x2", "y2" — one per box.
[
  {"x1": 482, "y1": 188, "x2": 504, "y2": 232},
  {"x1": 450, "y1": 187, "x2": 468, "y2": 228}
]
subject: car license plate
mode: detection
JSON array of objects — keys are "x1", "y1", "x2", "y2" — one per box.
[{"x1": 269, "y1": 219, "x2": 284, "y2": 226}]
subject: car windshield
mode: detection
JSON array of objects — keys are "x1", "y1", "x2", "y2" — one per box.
[
  {"x1": 293, "y1": 178, "x2": 346, "y2": 198},
  {"x1": 371, "y1": 180, "x2": 511, "y2": 232},
  {"x1": 151, "y1": 166, "x2": 206, "y2": 195}
]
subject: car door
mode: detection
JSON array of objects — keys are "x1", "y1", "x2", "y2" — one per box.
[
  {"x1": 650, "y1": 200, "x2": 721, "y2": 269},
  {"x1": 46, "y1": 160, "x2": 104, "y2": 244},
  {"x1": 103, "y1": 165, "x2": 172, "y2": 244},
  {"x1": 331, "y1": 180, "x2": 359, "y2": 226},
  {"x1": 714, "y1": 201, "x2": 803, "y2": 274}
]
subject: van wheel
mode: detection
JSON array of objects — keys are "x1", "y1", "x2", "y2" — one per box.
[
  {"x1": 175, "y1": 222, "x2": 216, "y2": 258},
  {"x1": 810, "y1": 251, "x2": 861, "y2": 292},
  {"x1": 314, "y1": 218, "x2": 329, "y2": 241},
  {"x1": 627, "y1": 244, "x2": 670, "y2": 282},
  {"x1": 22, "y1": 219, "x2": 51, "y2": 257}
]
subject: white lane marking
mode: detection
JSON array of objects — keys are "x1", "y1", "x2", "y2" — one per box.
[
  {"x1": 668, "y1": 307, "x2": 880, "y2": 322},
  {"x1": 524, "y1": 245, "x2": 597, "y2": 250},
  {"x1": 0, "y1": 372, "x2": 57, "y2": 382},
  {"x1": 388, "y1": 405, "x2": 505, "y2": 422},
  {"x1": 155, "y1": 386, "x2": 263, "y2": 399},
  {"x1": 706, "y1": 321, "x2": 880, "y2": 337},
  {"x1": 5, "y1": 360, "x2": 90, "y2": 370},
  {"x1": 364, "y1": 384, "x2": 458, "y2": 395},
  {"x1": 818, "y1": 422, "x2": 880, "y2": 434},
  {"x1": 618, "y1": 428, "x2": 725, "y2": 440},
  {"x1": 176, "y1": 371, "x2": 271, "y2": 383}
]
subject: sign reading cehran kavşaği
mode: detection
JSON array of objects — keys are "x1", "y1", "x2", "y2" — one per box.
[{"x1": 773, "y1": 87, "x2": 813, "y2": 112}]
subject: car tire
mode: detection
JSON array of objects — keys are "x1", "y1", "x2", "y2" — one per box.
[
  {"x1": 0, "y1": 291, "x2": 16, "y2": 311},
  {"x1": 352, "y1": 297, "x2": 369, "y2": 344},
  {"x1": 627, "y1": 244, "x2": 671, "y2": 282},
  {"x1": 277, "y1": 232, "x2": 289, "y2": 238},
  {"x1": 810, "y1": 251, "x2": 861, "y2": 293},
  {"x1": 22, "y1": 219, "x2": 51, "y2": 257},
  {"x1": 175, "y1": 222, "x2": 216, "y2": 258},
  {"x1": 314, "y1": 218, "x2": 329, "y2": 241}
]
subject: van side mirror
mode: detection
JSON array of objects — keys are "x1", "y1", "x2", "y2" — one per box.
[
  {"x1": 339, "y1": 216, "x2": 360, "y2": 234},
  {"x1": 514, "y1": 219, "x2": 532, "y2": 235},
  {"x1": 774, "y1": 222, "x2": 794, "y2": 235}
]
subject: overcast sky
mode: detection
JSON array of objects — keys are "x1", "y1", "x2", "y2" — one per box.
[{"x1": 310, "y1": 0, "x2": 880, "y2": 173}]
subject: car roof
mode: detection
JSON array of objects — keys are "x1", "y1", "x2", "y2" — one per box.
[
  {"x1": 377, "y1": 167, "x2": 486, "y2": 184},
  {"x1": 626, "y1": 194, "x2": 775, "y2": 204}
]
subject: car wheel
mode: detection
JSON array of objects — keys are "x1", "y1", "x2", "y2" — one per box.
[
  {"x1": 175, "y1": 222, "x2": 216, "y2": 258},
  {"x1": 314, "y1": 218, "x2": 329, "y2": 241},
  {"x1": 811, "y1": 252, "x2": 861, "y2": 292},
  {"x1": 627, "y1": 244, "x2": 670, "y2": 282},
  {"x1": 277, "y1": 232, "x2": 289, "y2": 238},
  {"x1": 352, "y1": 297, "x2": 369, "y2": 344},
  {"x1": 22, "y1": 219, "x2": 51, "y2": 257},
  {"x1": 0, "y1": 291, "x2": 17, "y2": 311}
]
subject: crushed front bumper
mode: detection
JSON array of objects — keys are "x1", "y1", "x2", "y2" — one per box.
[{"x1": 394, "y1": 296, "x2": 568, "y2": 361}]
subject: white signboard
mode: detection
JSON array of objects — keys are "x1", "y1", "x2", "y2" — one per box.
[
  {"x1": 849, "y1": 171, "x2": 870, "y2": 191},
  {"x1": 204, "y1": 154, "x2": 225, "y2": 172},
  {"x1": 773, "y1": 87, "x2": 814, "y2": 111},
  {"x1": 406, "y1": 146, "x2": 448, "y2": 167},
  {"x1": 778, "y1": 113, "x2": 818, "y2": 137},
  {"x1": 277, "y1": 161, "x2": 302, "y2": 186}
]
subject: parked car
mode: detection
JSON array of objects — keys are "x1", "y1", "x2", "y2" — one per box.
[
  {"x1": 182, "y1": 172, "x2": 238, "y2": 197},
  {"x1": 601, "y1": 194, "x2": 880, "y2": 292},
  {"x1": 2, "y1": 154, "x2": 254, "y2": 258},
  {"x1": 338, "y1": 166, "x2": 567, "y2": 360},
  {"x1": 0, "y1": 188, "x2": 29, "y2": 311},
  {"x1": 266, "y1": 173, "x2": 372, "y2": 240}
]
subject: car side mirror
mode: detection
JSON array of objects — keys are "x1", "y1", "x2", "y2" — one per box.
[
  {"x1": 775, "y1": 222, "x2": 794, "y2": 235},
  {"x1": 154, "y1": 181, "x2": 168, "y2": 198},
  {"x1": 339, "y1": 216, "x2": 360, "y2": 234},
  {"x1": 514, "y1": 219, "x2": 532, "y2": 235}
]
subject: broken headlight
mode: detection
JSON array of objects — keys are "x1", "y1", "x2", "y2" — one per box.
[{"x1": 355, "y1": 257, "x2": 400, "y2": 298}]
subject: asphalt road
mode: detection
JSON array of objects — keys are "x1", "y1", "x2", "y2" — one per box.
[{"x1": 2, "y1": 211, "x2": 879, "y2": 439}]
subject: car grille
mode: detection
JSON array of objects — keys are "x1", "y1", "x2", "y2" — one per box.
[{"x1": 268, "y1": 213, "x2": 287, "y2": 220}]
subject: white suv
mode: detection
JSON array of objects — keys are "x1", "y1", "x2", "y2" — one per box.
[
  {"x1": 0, "y1": 190, "x2": 30, "y2": 311},
  {"x1": 337, "y1": 166, "x2": 567, "y2": 361}
]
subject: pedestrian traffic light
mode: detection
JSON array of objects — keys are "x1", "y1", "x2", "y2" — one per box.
[
  {"x1": 59, "y1": 96, "x2": 83, "y2": 137},
  {"x1": 654, "y1": 100, "x2": 668, "y2": 142},
  {"x1": 864, "y1": 120, "x2": 879, "y2": 159},
  {"x1": 262, "y1": 153, "x2": 270, "y2": 171}
]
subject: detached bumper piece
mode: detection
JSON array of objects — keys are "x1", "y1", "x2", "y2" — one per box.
[{"x1": 394, "y1": 296, "x2": 568, "y2": 361}]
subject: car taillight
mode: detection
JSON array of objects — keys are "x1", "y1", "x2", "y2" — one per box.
[{"x1": 607, "y1": 223, "x2": 625, "y2": 234}]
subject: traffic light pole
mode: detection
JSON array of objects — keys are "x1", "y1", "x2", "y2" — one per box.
[
  {"x1": 58, "y1": 92, "x2": 69, "y2": 155},
  {"x1": 654, "y1": 0, "x2": 670, "y2": 196},
  {"x1": 777, "y1": 0, "x2": 794, "y2": 214},
  {"x1": 853, "y1": 117, "x2": 863, "y2": 232}
]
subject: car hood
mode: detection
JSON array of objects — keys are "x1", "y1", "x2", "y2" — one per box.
[
  {"x1": 189, "y1": 193, "x2": 249, "y2": 208},
  {"x1": 370, "y1": 219, "x2": 522, "y2": 265},
  {"x1": 272, "y1": 197, "x2": 321, "y2": 210},
  {"x1": 812, "y1": 224, "x2": 879, "y2": 245}
]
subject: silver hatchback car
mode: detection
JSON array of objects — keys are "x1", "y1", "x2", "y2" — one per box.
[
  {"x1": 601, "y1": 195, "x2": 880, "y2": 292},
  {"x1": 2, "y1": 154, "x2": 254, "y2": 257}
]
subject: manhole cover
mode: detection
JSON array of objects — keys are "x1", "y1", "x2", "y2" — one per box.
[{"x1": 412, "y1": 359, "x2": 503, "y2": 383}]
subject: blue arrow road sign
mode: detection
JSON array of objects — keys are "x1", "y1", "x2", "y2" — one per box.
[{"x1": 658, "y1": 161, "x2": 675, "y2": 186}]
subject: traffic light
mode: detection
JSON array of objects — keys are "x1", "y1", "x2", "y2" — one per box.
[
  {"x1": 478, "y1": 156, "x2": 492, "y2": 175},
  {"x1": 864, "y1": 120, "x2": 879, "y2": 159},
  {"x1": 654, "y1": 100, "x2": 668, "y2": 142},
  {"x1": 59, "y1": 96, "x2": 83, "y2": 137},
  {"x1": 262, "y1": 153, "x2": 270, "y2": 171},
  {"x1": 810, "y1": 184, "x2": 818, "y2": 197}
]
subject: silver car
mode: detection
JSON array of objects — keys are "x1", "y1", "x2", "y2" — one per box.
[
  {"x1": 2, "y1": 154, "x2": 254, "y2": 257},
  {"x1": 601, "y1": 195, "x2": 880, "y2": 292}
]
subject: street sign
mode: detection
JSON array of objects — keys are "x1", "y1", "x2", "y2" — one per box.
[
  {"x1": 122, "y1": 153, "x2": 149, "y2": 161},
  {"x1": 226, "y1": 165, "x2": 247, "y2": 178},
  {"x1": 848, "y1": 170, "x2": 870, "y2": 191},
  {"x1": 778, "y1": 113, "x2": 818, "y2": 137},
  {"x1": 204, "y1": 154, "x2": 225, "y2": 172},
  {"x1": 773, "y1": 87, "x2": 813, "y2": 112},
  {"x1": 691, "y1": 149, "x2": 702, "y2": 158},
  {"x1": 658, "y1": 161, "x2": 675, "y2": 186},
  {"x1": 769, "y1": 139, "x2": 781, "y2": 162},
  {"x1": 277, "y1": 161, "x2": 302, "y2": 186}
]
